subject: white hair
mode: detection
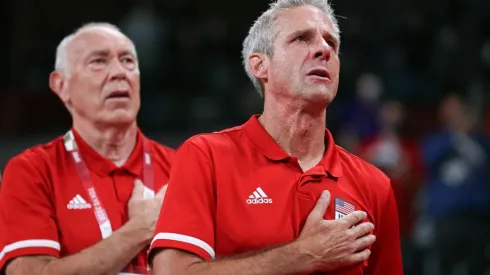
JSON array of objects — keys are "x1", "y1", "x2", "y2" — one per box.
[
  {"x1": 242, "y1": 0, "x2": 340, "y2": 97},
  {"x1": 54, "y1": 22, "x2": 135, "y2": 78}
]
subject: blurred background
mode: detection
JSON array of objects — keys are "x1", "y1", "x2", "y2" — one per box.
[{"x1": 1, "y1": 0, "x2": 490, "y2": 274}]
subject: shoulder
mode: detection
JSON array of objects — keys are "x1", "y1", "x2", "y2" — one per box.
[
  {"x1": 337, "y1": 146, "x2": 389, "y2": 182},
  {"x1": 180, "y1": 125, "x2": 246, "y2": 155},
  {"x1": 143, "y1": 138, "x2": 178, "y2": 177},
  {"x1": 336, "y1": 145, "x2": 392, "y2": 200},
  {"x1": 1, "y1": 136, "x2": 65, "y2": 195},
  {"x1": 148, "y1": 138, "x2": 177, "y2": 159},
  {"x1": 3, "y1": 136, "x2": 64, "y2": 176}
]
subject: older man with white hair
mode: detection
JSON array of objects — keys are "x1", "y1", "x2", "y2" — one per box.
[
  {"x1": 0, "y1": 22, "x2": 175, "y2": 275},
  {"x1": 149, "y1": 0, "x2": 402, "y2": 274}
]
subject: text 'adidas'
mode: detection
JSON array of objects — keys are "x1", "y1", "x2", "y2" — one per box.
[
  {"x1": 67, "y1": 194, "x2": 92, "y2": 209},
  {"x1": 246, "y1": 187, "x2": 273, "y2": 204}
]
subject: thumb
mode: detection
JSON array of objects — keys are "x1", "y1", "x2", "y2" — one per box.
[
  {"x1": 155, "y1": 184, "x2": 168, "y2": 200},
  {"x1": 131, "y1": 179, "x2": 145, "y2": 199},
  {"x1": 307, "y1": 190, "x2": 331, "y2": 222}
]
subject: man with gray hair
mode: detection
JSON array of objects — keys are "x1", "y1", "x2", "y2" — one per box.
[
  {"x1": 149, "y1": 0, "x2": 402, "y2": 274},
  {"x1": 0, "y1": 22, "x2": 175, "y2": 275}
]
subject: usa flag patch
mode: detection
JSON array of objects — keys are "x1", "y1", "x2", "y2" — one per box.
[{"x1": 335, "y1": 198, "x2": 355, "y2": 219}]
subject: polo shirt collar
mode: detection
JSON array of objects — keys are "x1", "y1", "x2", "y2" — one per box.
[
  {"x1": 71, "y1": 128, "x2": 145, "y2": 177},
  {"x1": 243, "y1": 114, "x2": 343, "y2": 178}
]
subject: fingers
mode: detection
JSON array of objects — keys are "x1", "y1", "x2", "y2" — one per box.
[
  {"x1": 349, "y1": 234, "x2": 376, "y2": 252},
  {"x1": 132, "y1": 179, "x2": 167, "y2": 201},
  {"x1": 341, "y1": 210, "x2": 367, "y2": 228},
  {"x1": 348, "y1": 221, "x2": 375, "y2": 239},
  {"x1": 156, "y1": 184, "x2": 168, "y2": 200},
  {"x1": 307, "y1": 190, "x2": 331, "y2": 222},
  {"x1": 131, "y1": 179, "x2": 145, "y2": 199},
  {"x1": 338, "y1": 249, "x2": 371, "y2": 267}
]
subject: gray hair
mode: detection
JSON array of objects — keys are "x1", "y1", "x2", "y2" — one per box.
[
  {"x1": 54, "y1": 22, "x2": 135, "y2": 78},
  {"x1": 242, "y1": 0, "x2": 340, "y2": 97}
]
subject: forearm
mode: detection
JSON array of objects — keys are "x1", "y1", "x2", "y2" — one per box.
[
  {"x1": 46, "y1": 220, "x2": 149, "y2": 275},
  {"x1": 194, "y1": 243, "x2": 313, "y2": 275},
  {"x1": 155, "y1": 242, "x2": 314, "y2": 275},
  {"x1": 8, "y1": 221, "x2": 149, "y2": 275}
]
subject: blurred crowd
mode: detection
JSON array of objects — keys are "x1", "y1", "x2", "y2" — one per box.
[
  {"x1": 1, "y1": 0, "x2": 490, "y2": 136},
  {"x1": 333, "y1": 74, "x2": 490, "y2": 274}
]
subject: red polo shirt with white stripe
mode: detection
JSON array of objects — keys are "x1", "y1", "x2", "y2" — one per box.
[
  {"x1": 0, "y1": 129, "x2": 174, "y2": 273},
  {"x1": 149, "y1": 115, "x2": 402, "y2": 275}
]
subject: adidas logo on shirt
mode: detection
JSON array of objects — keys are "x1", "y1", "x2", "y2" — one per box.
[
  {"x1": 67, "y1": 194, "x2": 92, "y2": 209},
  {"x1": 246, "y1": 187, "x2": 273, "y2": 204}
]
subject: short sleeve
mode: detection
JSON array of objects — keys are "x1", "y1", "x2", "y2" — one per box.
[
  {"x1": 0, "y1": 154, "x2": 60, "y2": 271},
  {"x1": 149, "y1": 137, "x2": 216, "y2": 263},
  {"x1": 364, "y1": 186, "x2": 403, "y2": 275}
]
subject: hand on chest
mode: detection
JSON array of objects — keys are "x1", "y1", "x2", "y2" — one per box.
[
  {"x1": 214, "y1": 164, "x2": 371, "y2": 259},
  {"x1": 55, "y1": 172, "x2": 153, "y2": 255}
]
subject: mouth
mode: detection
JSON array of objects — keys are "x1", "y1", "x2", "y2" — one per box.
[
  {"x1": 307, "y1": 69, "x2": 331, "y2": 80},
  {"x1": 106, "y1": 90, "x2": 130, "y2": 100}
]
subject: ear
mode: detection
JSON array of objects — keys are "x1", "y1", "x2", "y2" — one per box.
[
  {"x1": 248, "y1": 53, "x2": 268, "y2": 82},
  {"x1": 49, "y1": 71, "x2": 70, "y2": 105}
]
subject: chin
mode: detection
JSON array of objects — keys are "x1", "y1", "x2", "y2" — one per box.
[
  {"x1": 105, "y1": 110, "x2": 137, "y2": 126},
  {"x1": 303, "y1": 88, "x2": 336, "y2": 104}
]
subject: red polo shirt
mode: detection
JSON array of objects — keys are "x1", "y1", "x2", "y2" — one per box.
[
  {"x1": 149, "y1": 115, "x2": 402, "y2": 275},
  {"x1": 0, "y1": 129, "x2": 174, "y2": 274}
]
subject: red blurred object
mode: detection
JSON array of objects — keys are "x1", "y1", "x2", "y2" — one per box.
[{"x1": 357, "y1": 135, "x2": 424, "y2": 237}]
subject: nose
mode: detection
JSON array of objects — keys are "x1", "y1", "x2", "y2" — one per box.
[
  {"x1": 311, "y1": 37, "x2": 332, "y2": 61},
  {"x1": 108, "y1": 59, "x2": 127, "y2": 80}
]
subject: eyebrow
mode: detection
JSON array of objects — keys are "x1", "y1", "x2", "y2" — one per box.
[
  {"x1": 287, "y1": 28, "x2": 340, "y2": 47},
  {"x1": 87, "y1": 49, "x2": 136, "y2": 58},
  {"x1": 287, "y1": 29, "x2": 308, "y2": 40}
]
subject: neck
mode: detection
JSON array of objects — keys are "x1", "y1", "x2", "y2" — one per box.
[
  {"x1": 260, "y1": 97, "x2": 327, "y2": 170},
  {"x1": 73, "y1": 119, "x2": 138, "y2": 166}
]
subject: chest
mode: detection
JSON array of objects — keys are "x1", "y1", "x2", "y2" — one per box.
[
  {"x1": 50, "y1": 165, "x2": 169, "y2": 256},
  {"x1": 213, "y1": 158, "x2": 373, "y2": 274}
]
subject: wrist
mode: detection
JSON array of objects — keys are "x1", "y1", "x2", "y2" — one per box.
[
  {"x1": 120, "y1": 219, "x2": 153, "y2": 246},
  {"x1": 286, "y1": 240, "x2": 321, "y2": 273}
]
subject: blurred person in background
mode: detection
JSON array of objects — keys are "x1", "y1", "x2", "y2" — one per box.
[
  {"x1": 343, "y1": 73, "x2": 384, "y2": 143},
  {"x1": 0, "y1": 22, "x2": 175, "y2": 275},
  {"x1": 421, "y1": 92, "x2": 490, "y2": 275},
  {"x1": 149, "y1": 0, "x2": 402, "y2": 274},
  {"x1": 334, "y1": 73, "x2": 383, "y2": 153},
  {"x1": 357, "y1": 100, "x2": 424, "y2": 275}
]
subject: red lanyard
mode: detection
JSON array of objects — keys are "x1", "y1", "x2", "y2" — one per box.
[{"x1": 64, "y1": 130, "x2": 154, "y2": 239}]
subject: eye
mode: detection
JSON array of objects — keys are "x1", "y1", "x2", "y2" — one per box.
[
  {"x1": 121, "y1": 57, "x2": 134, "y2": 63},
  {"x1": 91, "y1": 58, "x2": 106, "y2": 64},
  {"x1": 326, "y1": 40, "x2": 338, "y2": 51},
  {"x1": 295, "y1": 35, "x2": 306, "y2": 42}
]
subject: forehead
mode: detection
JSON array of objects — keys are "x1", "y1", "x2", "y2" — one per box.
[
  {"x1": 68, "y1": 27, "x2": 135, "y2": 58},
  {"x1": 274, "y1": 5, "x2": 335, "y2": 37}
]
